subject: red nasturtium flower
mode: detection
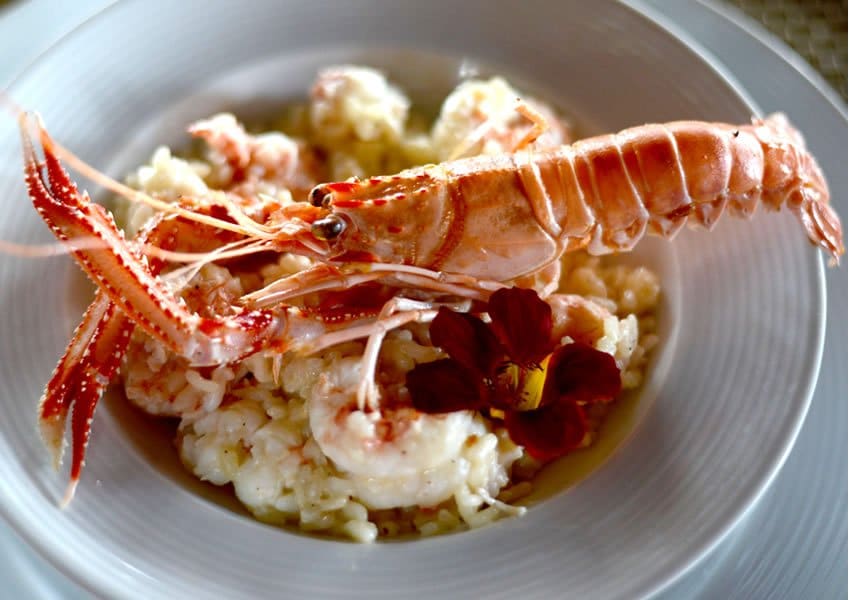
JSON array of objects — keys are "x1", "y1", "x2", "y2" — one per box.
[{"x1": 406, "y1": 287, "x2": 622, "y2": 461}]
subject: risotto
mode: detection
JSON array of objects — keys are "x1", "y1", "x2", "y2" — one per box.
[{"x1": 115, "y1": 66, "x2": 660, "y2": 542}]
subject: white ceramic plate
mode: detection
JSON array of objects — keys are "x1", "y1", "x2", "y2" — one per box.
[{"x1": 0, "y1": 1, "x2": 827, "y2": 599}]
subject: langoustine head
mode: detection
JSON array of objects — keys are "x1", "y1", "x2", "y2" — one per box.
[{"x1": 307, "y1": 167, "x2": 453, "y2": 267}]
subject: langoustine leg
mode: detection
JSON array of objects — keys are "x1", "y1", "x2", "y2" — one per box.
[
  {"x1": 38, "y1": 293, "x2": 132, "y2": 503},
  {"x1": 35, "y1": 201, "x2": 213, "y2": 502}
]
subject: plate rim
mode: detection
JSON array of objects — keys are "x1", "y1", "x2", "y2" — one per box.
[
  {"x1": 620, "y1": 1, "x2": 828, "y2": 596},
  {"x1": 0, "y1": 1, "x2": 829, "y2": 598}
]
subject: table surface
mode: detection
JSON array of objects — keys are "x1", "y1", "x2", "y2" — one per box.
[
  {"x1": 724, "y1": 0, "x2": 847, "y2": 100},
  {"x1": 0, "y1": 1, "x2": 846, "y2": 598}
]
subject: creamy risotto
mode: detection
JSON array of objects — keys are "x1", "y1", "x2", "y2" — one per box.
[{"x1": 115, "y1": 66, "x2": 660, "y2": 542}]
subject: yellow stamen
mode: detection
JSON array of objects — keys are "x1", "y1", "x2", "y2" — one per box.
[
  {"x1": 493, "y1": 354, "x2": 553, "y2": 413},
  {"x1": 514, "y1": 353, "x2": 551, "y2": 411},
  {"x1": 503, "y1": 362, "x2": 520, "y2": 393}
]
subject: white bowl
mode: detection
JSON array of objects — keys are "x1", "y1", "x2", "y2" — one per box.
[{"x1": 0, "y1": 1, "x2": 826, "y2": 598}]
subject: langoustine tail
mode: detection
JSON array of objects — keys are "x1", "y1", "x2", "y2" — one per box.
[
  {"x1": 798, "y1": 199, "x2": 844, "y2": 266},
  {"x1": 753, "y1": 113, "x2": 844, "y2": 264}
]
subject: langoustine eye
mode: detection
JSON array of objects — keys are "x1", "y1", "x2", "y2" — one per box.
[
  {"x1": 309, "y1": 186, "x2": 333, "y2": 208},
  {"x1": 312, "y1": 214, "x2": 346, "y2": 240}
]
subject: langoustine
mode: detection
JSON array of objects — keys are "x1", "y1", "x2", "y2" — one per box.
[
  {"x1": 15, "y1": 72, "x2": 843, "y2": 510},
  {"x1": 306, "y1": 112, "x2": 842, "y2": 282}
]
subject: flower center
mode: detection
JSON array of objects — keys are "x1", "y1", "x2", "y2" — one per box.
[{"x1": 496, "y1": 353, "x2": 552, "y2": 412}]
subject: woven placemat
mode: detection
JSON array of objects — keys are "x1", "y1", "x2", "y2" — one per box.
[{"x1": 722, "y1": 0, "x2": 848, "y2": 100}]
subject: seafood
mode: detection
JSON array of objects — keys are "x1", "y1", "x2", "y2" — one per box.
[
  {"x1": 16, "y1": 88, "x2": 843, "y2": 510},
  {"x1": 22, "y1": 114, "x2": 498, "y2": 501},
  {"x1": 306, "y1": 113, "x2": 843, "y2": 283},
  {"x1": 305, "y1": 289, "x2": 616, "y2": 510},
  {"x1": 308, "y1": 353, "x2": 481, "y2": 509},
  {"x1": 430, "y1": 77, "x2": 572, "y2": 161},
  {"x1": 187, "y1": 112, "x2": 323, "y2": 197}
]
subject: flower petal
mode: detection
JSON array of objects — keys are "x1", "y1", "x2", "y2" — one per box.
[
  {"x1": 407, "y1": 359, "x2": 487, "y2": 413},
  {"x1": 504, "y1": 401, "x2": 587, "y2": 461},
  {"x1": 545, "y1": 343, "x2": 622, "y2": 406},
  {"x1": 429, "y1": 307, "x2": 504, "y2": 376},
  {"x1": 488, "y1": 287, "x2": 553, "y2": 365}
]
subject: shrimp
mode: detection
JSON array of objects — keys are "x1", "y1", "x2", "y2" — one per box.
[
  {"x1": 307, "y1": 353, "x2": 482, "y2": 509},
  {"x1": 306, "y1": 292, "x2": 616, "y2": 510},
  {"x1": 188, "y1": 113, "x2": 324, "y2": 197},
  {"x1": 430, "y1": 76, "x2": 572, "y2": 161}
]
